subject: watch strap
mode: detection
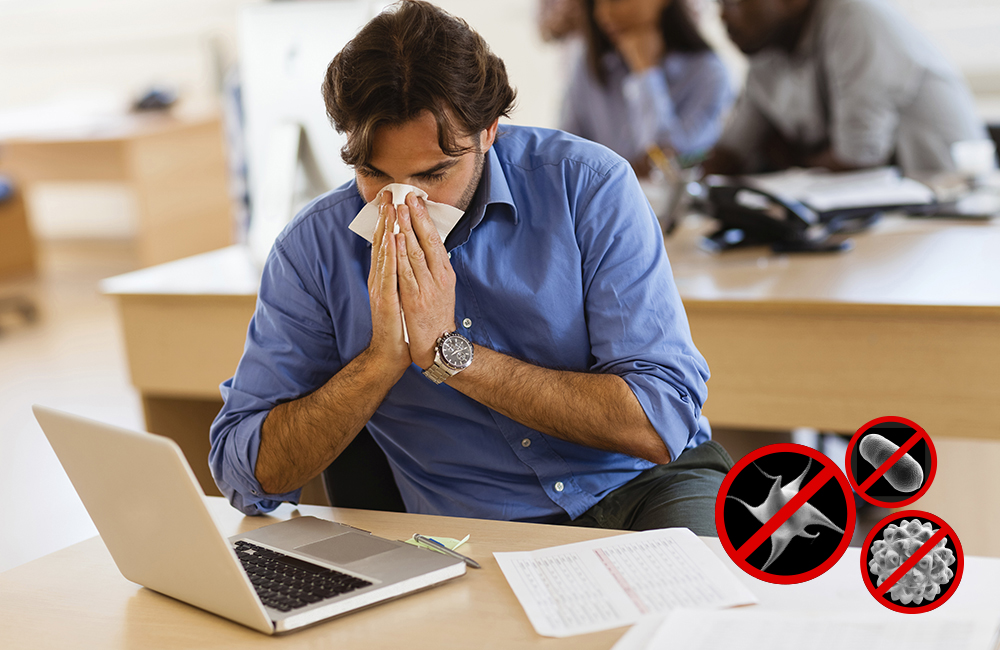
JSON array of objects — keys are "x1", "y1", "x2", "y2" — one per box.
[{"x1": 422, "y1": 360, "x2": 454, "y2": 384}]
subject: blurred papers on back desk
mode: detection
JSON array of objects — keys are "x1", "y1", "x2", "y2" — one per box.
[
  {"x1": 612, "y1": 608, "x2": 1000, "y2": 650},
  {"x1": 740, "y1": 167, "x2": 936, "y2": 214},
  {"x1": 494, "y1": 528, "x2": 757, "y2": 638}
]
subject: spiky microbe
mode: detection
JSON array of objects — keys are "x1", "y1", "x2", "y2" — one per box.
[
  {"x1": 727, "y1": 459, "x2": 844, "y2": 571},
  {"x1": 869, "y1": 519, "x2": 955, "y2": 605},
  {"x1": 859, "y1": 433, "x2": 923, "y2": 492}
]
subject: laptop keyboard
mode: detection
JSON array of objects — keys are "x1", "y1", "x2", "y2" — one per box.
[{"x1": 234, "y1": 540, "x2": 372, "y2": 612}]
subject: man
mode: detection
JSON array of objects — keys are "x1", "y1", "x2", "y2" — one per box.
[
  {"x1": 704, "y1": 0, "x2": 989, "y2": 175},
  {"x1": 210, "y1": 1, "x2": 731, "y2": 534}
]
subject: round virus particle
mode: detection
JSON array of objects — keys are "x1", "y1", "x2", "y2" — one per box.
[
  {"x1": 859, "y1": 433, "x2": 924, "y2": 492},
  {"x1": 869, "y1": 519, "x2": 955, "y2": 605}
]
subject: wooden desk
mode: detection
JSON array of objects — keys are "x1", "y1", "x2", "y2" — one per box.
[
  {"x1": 1, "y1": 497, "x2": 996, "y2": 649},
  {"x1": 102, "y1": 217, "x2": 1000, "y2": 552},
  {"x1": 665, "y1": 215, "x2": 1000, "y2": 439},
  {"x1": 0, "y1": 112, "x2": 233, "y2": 267}
]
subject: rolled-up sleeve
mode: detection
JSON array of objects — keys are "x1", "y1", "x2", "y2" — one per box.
[
  {"x1": 574, "y1": 159, "x2": 710, "y2": 462},
  {"x1": 209, "y1": 235, "x2": 342, "y2": 515}
]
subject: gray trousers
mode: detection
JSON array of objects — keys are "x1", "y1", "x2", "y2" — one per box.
[{"x1": 562, "y1": 440, "x2": 733, "y2": 536}]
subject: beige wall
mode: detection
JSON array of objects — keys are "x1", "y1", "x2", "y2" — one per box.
[{"x1": 1, "y1": 0, "x2": 998, "y2": 240}]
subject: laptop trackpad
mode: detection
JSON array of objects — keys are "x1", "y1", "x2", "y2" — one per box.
[{"x1": 296, "y1": 532, "x2": 399, "y2": 565}]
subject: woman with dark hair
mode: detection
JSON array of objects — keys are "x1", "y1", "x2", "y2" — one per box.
[{"x1": 561, "y1": 0, "x2": 733, "y2": 174}]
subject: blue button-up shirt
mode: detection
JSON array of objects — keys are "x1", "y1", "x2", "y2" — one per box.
[{"x1": 210, "y1": 125, "x2": 710, "y2": 520}]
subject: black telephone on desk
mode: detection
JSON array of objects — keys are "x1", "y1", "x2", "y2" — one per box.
[{"x1": 700, "y1": 184, "x2": 856, "y2": 253}]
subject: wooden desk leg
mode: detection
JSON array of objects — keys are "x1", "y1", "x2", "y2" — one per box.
[
  {"x1": 0, "y1": 190, "x2": 36, "y2": 279},
  {"x1": 141, "y1": 395, "x2": 329, "y2": 507}
]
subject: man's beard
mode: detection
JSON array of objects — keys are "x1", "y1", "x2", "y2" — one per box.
[{"x1": 455, "y1": 144, "x2": 485, "y2": 212}]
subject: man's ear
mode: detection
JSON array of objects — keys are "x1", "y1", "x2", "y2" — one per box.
[{"x1": 481, "y1": 118, "x2": 500, "y2": 152}]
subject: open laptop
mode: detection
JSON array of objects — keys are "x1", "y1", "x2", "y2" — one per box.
[{"x1": 32, "y1": 405, "x2": 465, "y2": 635}]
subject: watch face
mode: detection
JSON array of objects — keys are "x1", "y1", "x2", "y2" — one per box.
[{"x1": 440, "y1": 334, "x2": 473, "y2": 369}]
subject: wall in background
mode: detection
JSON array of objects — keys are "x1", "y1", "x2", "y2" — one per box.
[{"x1": 0, "y1": 0, "x2": 997, "y2": 240}]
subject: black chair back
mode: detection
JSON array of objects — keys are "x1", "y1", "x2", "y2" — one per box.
[{"x1": 321, "y1": 427, "x2": 405, "y2": 512}]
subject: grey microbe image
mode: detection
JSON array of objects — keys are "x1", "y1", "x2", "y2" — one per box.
[
  {"x1": 859, "y1": 433, "x2": 924, "y2": 492},
  {"x1": 869, "y1": 519, "x2": 956, "y2": 605},
  {"x1": 727, "y1": 458, "x2": 844, "y2": 571}
]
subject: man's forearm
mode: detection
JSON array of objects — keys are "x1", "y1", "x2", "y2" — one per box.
[
  {"x1": 255, "y1": 348, "x2": 404, "y2": 494},
  {"x1": 448, "y1": 345, "x2": 671, "y2": 464}
]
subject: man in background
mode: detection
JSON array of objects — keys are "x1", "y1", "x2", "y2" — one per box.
[{"x1": 704, "y1": 0, "x2": 990, "y2": 175}]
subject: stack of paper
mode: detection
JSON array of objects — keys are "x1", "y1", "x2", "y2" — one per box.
[
  {"x1": 744, "y1": 167, "x2": 936, "y2": 213},
  {"x1": 494, "y1": 528, "x2": 757, "y2": 637},
  {"x1": 612, "y1": 608, "x2": 1000, "y2": 650}
]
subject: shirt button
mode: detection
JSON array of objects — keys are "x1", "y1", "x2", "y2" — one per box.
[
  {"x1": 554, "y1": 481, "x2": 565, "y2": 492},
  {"x1": 521, "y1": 438, "x2": 531, "y2": 448},
  {"x1": 463, "y1": 318, "x2": 473, "y2": 328},
  {"x1": 448, "y1": 252, "x2": 452, "y2": 259},
  {"x1": 251, "y1": 489, "x2": 258, "y2": 496}
]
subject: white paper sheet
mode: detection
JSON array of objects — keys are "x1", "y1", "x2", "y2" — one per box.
[
  {"x1": 744, "y1": 167, "x2": 936, "y2": 212},
  {"x1": 494, "y1": 528, "x2": 757, "y2": 638},
  {"x1": 614, "y1": 608, "x2": 1000, "y2": 650}
]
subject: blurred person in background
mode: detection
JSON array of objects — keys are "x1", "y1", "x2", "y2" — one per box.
[
  {"x1": 703, "y1": 0, "x2": 989, "y2": 176},
  {"x1": 560, "y1": 0, "x2": 734, "y2": 176}
]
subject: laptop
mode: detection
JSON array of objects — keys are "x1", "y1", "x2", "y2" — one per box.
[{"x1": 32, "y1": 405, "x2": 466, "y2": 635}]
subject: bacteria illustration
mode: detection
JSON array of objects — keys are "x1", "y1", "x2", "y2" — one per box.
[
  {"x1": 727, "y1": 458, "x2": 845, "y2": 571},
  {"x1": 859, "y1": 433, "x2": 924, "y2": 492},
  {"x1": 869, "y1": 519, "x2": 956, "y2": 605}
]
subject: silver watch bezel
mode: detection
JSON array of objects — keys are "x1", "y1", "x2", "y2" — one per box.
[
  {"x1": 422, "y1": 331, "x2": 473, "y2": 384},
  {"x1": 437, "y1": 331, "x2": 473, "y2": 371}
]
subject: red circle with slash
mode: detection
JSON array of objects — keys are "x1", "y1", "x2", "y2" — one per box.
[
  {"x1": 715, "y1": 443, "x2": 856, "y2": 585},
  {"x1": 861, "y1": 510, "x2": 963, "y2": 613},
  {"x1": 845, "y1": 416, "x2": 936, "y2": 508}
]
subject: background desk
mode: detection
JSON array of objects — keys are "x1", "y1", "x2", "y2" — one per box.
[
  {"x1": 96, "y1": 247, "x2": 339, "y2": 503},
  {"x1": 0, "y1": 112, "x2": 233, "y2": 267},
  {"x1": 2, "y1": 497, "x2": 998, "y2": 649},
  {"x1": 665, "y1": 215, "x2": 1000, "y2": 439},
  {"x1": 102, "y1": 216, "x2": 1000, "y2": 553}
]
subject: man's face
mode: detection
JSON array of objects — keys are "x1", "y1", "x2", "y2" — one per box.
[
  {"x1": 355, "y1": 110, "x2": 493, "y2": 211},
  {"x1": 720, "y1": 0, "x2": 803, "y2": 55}
]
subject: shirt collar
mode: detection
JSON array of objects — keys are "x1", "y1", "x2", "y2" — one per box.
[{"x1": 444, "y1": 140, "x2": 518, "y2": 250}]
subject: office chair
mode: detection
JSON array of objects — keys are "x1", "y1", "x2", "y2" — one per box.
[{"x1": 321, "y1": 427, "x2": 406, "y2": 512}]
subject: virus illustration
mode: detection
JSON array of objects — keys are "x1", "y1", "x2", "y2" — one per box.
[
  {"x1": 727, "y1": 458, "x2": 845, "y2": 571},
  {"x1": 859, "y1": 433, "x2": 924, "y2": 492},
  {"x1": 869, "y1": 519, "x2": 956, "y2": 605}
]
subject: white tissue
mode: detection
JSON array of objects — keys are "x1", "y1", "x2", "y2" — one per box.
[
  {"x1": 348, "y1": 183, "x2": 465, "y2": 244},
  {"x1": 349, "y1": 183, "x2": 465, "y2": 347}
]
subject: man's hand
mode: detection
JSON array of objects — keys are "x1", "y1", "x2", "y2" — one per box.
[
  {"x1": 394, "y1": 192, "x2": 457, "y2": 370},
  {"x1": 367, "y1": 192, "x2": 412, "y2": 374}
]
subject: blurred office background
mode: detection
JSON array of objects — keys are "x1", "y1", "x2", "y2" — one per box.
[{"x1": 1, "y1": 0, "x2": 999, "y2": 574}]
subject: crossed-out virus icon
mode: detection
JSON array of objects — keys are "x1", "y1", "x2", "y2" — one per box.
[
  {"x1": 715, "y1": 444, "x2": 855, "y2": 584},
  {"x1": 716, "y1": 417, "x2": 963, "y2": 610},
  {"x1": 847, "y1": 417, "x2": 962, "y2": 613}
]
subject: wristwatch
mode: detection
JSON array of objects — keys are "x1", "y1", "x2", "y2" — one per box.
[{"x1": 422, "y1": 331, "x2": 474, "y2": 384}]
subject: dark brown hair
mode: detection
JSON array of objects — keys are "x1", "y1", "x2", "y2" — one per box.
[
  {"x1": 584, "y1": 0, "x2": 711, "y2": 85},
  {"x1": 322, "y1": 1, "x2": 517, "y2": 167}
]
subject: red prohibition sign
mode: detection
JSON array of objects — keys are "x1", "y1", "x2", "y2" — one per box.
[
  {"x1": 845, "y1": 416, "x2": 936, "y2": 508},
  {"x1": 716, "y1": 443, "x2": 856, "y2": 585},
  {"x1": 861, "y1": 510, "x2": 963, "y2": 613}
]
